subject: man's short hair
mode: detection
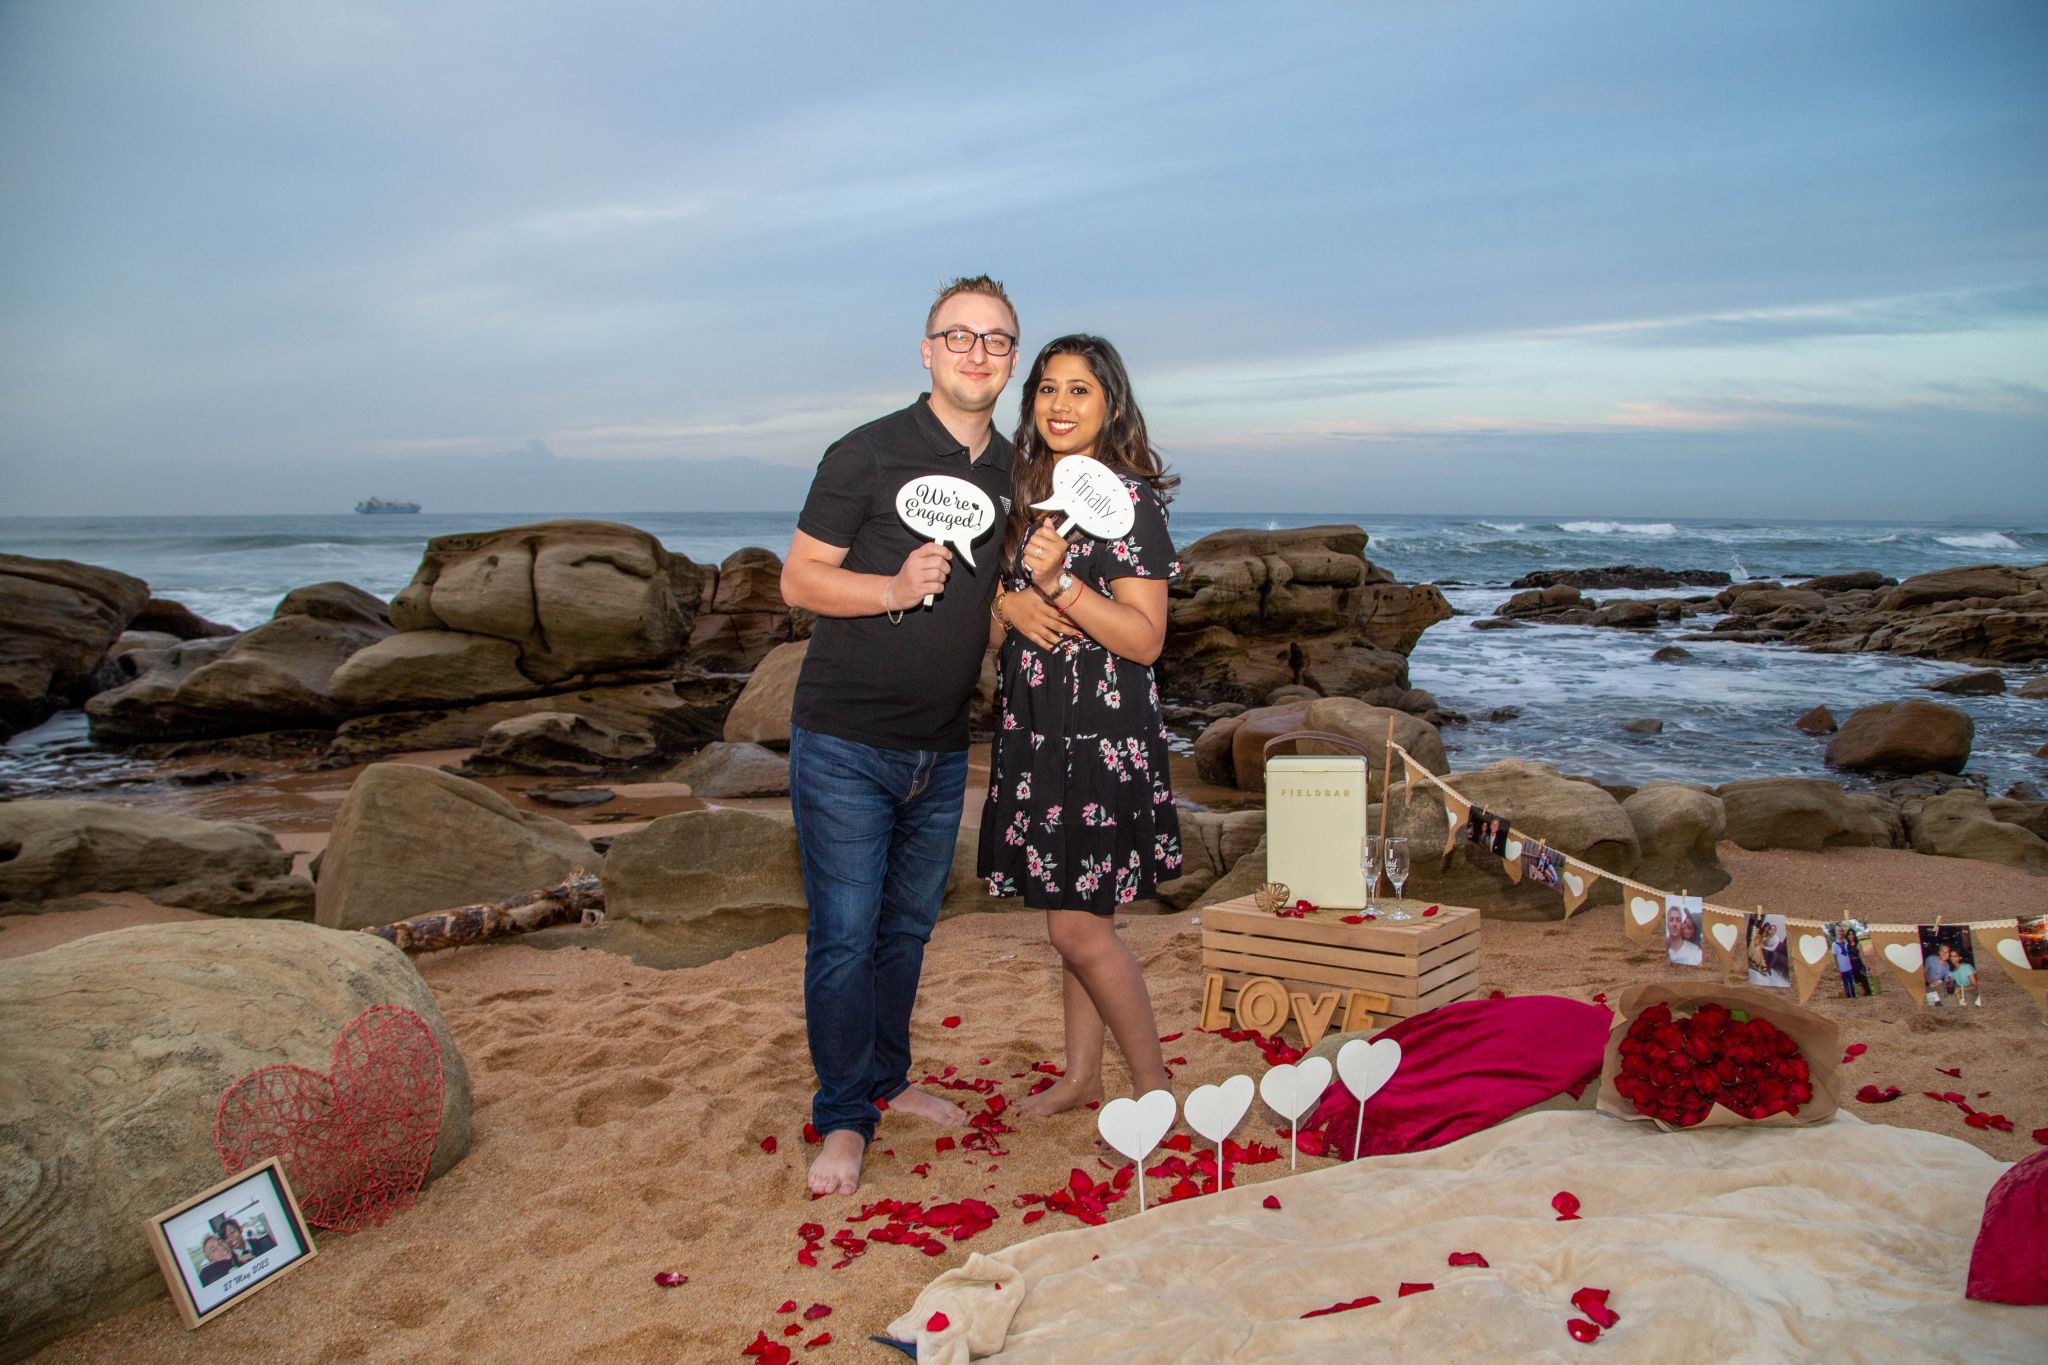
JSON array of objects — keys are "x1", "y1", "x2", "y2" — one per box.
[{"x1": 926, "y1": 274, "x2": 1017, "y2": 333}]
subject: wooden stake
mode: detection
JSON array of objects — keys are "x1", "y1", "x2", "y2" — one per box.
[{"x1": 1377, "y1": 715, "x2": 1395, "y2": 847}]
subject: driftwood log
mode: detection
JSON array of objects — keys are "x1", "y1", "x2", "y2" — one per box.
[{"x1": 364, "y1": 874, "x2": 605, "y2": 953}]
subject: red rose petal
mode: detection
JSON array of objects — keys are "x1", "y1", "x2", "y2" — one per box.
[
  {"x1": 1935, "y1": 1066, "x2": 1961, "y2": 1077},
  {"x1": 802, "y1": 1303, "x2": 831, "y2": 1321},
  {"x1": 1159, "y1": 1031, "x2": 1184, "y2": 1043},
  {"x1": 2033, "y1": 1128, "x2": 2048, "y2": 1146},
  {"x1": 742, "y1": 1332, "x2": 793, "y2": 1364},
  {"x1": 1844, "y1": 1043, "x2": 1867, "y2": 1059},
  {"x1": 802, "y1": 1122, "x2": 821, "y2": 1145},
  {"x1": 1398, "y1": 1282, "x2": 1433, "y2": 1296},
  {"x1": 1340, "y1": 914, "x2": 1366, "y2": 924},
  {"x1": 805, "y1": 1333, "x2": 831, "y2": 1348},
  {"x1": 1447, "y1": 1252, "x2": 1489, "y2": 1267},
  {"x1": 782, "y1": 1324, "x2": 801, "y2": 1337},
  {"x1": 936, "y1": 1136, "x2": 956, "y2": 1153},
  {"x1": 653, "y1": 1271, "x2": 688, "y2": 1287},
  {"x1": 1261, "y1": 1194, "x2": 1281, "y2": 1209},
  {"x1": 776, "y1": 1299, "x2": 797, "y2": 1313},
  {"x1": 926, "y1": 1312, "x2": 951, "y2": 1332},
  {"x1": 942, "y1": 1016, "x2": 962, "y2": 1028},
  {"x1": 874, "y1": 1097, "x2": 889, "y2": 1111},
  {"x1": 1422, "y1": 904, "x2": 1439, "y2": 916},
  {"x1": 760, "y1": 1135, "x2": 777, "y2": 1154},
  {"x1": 1022, "y1": 1209, "x2": 1046, "y2": 1224},
  {"x1": 1567, "y1": 1319, "x2": 1601, "y2": 1343},
  {"x1": 1301, "y1": 1294, "x2": 1380, "y2": 1317},
  {"x1": 1571, "y1": 1286, "x2": 1620, "y2": 1328},
  {"x1": 1552, "y1": 1191, "x2": 1582, "y2": 1221}
]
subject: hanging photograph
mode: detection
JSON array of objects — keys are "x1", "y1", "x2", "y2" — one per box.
[
  {"x1": 147, "y1": 1158, "x2": 317, "y2": 1330},
  {"x1": 1522, "y1": 844, "x2": 1563, "y2": 887},
  {"x1": 1665, "y1": 895, "x2": 1705, "y2": 966},
  {"x1": 2018, "y1": 914, "x2": 2048, "y2": 971},
  {"x1": 1823, "y1": 920, "x2": 1877, "y2": 999},
  {"x1": 1744, "y1": 912, "x2": 1791, "y2": 988},
  {"x1": 1918, "y1": 925, "x2": 1981, "y2": 1007}
]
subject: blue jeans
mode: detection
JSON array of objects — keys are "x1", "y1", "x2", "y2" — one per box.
[{"x1": 789, "y1": 725, "x2": 967, "y2": 1142}]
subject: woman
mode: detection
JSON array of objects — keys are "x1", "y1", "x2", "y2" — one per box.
[{"x1": 979, "y1": 334, "x2": 1183, "y2": 1118}]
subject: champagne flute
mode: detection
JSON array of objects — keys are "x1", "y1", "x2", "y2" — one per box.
[
  {"x1": 1360, "y1": 834, "x2": 1382, "y2": 908},
  {"x1": 1383, "y1": 838, "x2": 1412, "y2": 922}
]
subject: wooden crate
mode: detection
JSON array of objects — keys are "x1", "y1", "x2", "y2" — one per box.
[{"x1": 1201, "y1": 896, "x2": 1483, "y2": 1022}]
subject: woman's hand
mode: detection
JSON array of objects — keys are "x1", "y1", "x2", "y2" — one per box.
[
  {"x1": 1020, "y1": 518, "x2": 1071, "y2": 594},
  {"x1": 1004, "y1": 582, "x2": 1082, "y2": 651}
]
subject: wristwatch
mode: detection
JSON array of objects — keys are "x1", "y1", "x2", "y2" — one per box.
[{"x1": 1055, "y1": 571, "x2": 1074, "y2": 596}]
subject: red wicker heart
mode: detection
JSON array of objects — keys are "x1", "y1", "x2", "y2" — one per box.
[{"x1": 214, "y1": 1005, "x2": 444, "y2": 1231}]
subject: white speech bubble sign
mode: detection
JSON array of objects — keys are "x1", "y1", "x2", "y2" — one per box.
[
  {"x1": 895, "y1": 475, "x2": 996, "y2": 606},
  {"x1": 1032, "y1": 455, "x2": 1136, "y2": 542}
]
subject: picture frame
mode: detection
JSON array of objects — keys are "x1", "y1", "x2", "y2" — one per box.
[{"x1": 145, "y1": 1157, "x2": 317, "y2": 1329}]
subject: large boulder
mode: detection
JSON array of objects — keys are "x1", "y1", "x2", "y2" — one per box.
[
  {"x1": 0, "y1": 919, "x2": 470, "y2": 1359},
  {"x1": 458, "y1": 711, "x2": 657, "y2": 777},
  {"x1": 85, "y1": 584, "x2": 392, "y2": 742},
  {"x1": 327, "y1": 629, "x2": 543, "y2": 711},
  {"x1": 1621, "y1": 784, "x2": 1731, "y2": 896},
  {"x1": 663, "y1": 741, "x2": 791, "y2": 797},
  {"x1": 724, "y1": 639, "x2": 808, "y2": 747},
  {"x1": 1192, "y1": 715, "x2": 1245, "y2": 787},
  {"x1": 602, "y1": 808, "x2": 807, "y2": 926},
  {"x1": 0, "y1": 554, "x2": 151, "y2": 739},
  {"x1": 1878, "y1": 565, "x2": 2038, "y2": 612},
  {"x1": 1157, "y1": 525, "x2": 1449, "y2": 706},
  {"x1": 1227, "y1": 699, "x2": 1311, "y2": 790},
  {"x1": 314, "y1": 764, "x2": 598, "y2": 930},
  {"x1": 326, "y1": 678, "x2": 729, "y2": 762},
  {"x1": 1715, "y1": 777, "x2": 1901, "y2": 851},
  {"x1": 1157, "y1": 808, "x2": 1267, "y2": 909},
  {"x1": 1351, "y1": 761, "x2": 1639, "y2": 920},
  {"x1": 387, "y1": 520, "x2": 703, "y2": 686},
  {"x1": 688, "y1": 547, "x2": 794, "y2": 673},
  {"x1": 0, "y1": 799, "x2": 313, "y2": 918},
  {"x1": 1825, "y1": 699, "x2": 1974, "y2": 775},
  {"x1": 1909, "y1": 790, "x2": 2048, "y2": 874}
]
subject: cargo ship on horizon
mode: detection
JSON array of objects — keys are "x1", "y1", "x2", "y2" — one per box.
[{"x1": 354, "y1": 497, "x2": 421, "y2": 514}]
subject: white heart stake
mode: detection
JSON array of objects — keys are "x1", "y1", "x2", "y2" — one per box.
[
  {"x1": 1335, "y1": 1038, "x2": 1402, "y2": 1161},
  {"x1": 1260, "y1": 1056, "x2": 1333, "y2": 1170},
  {"x1": 1184, "y1": 1075, "x2": 1255, "y2": 1191},
  {"x1": 1883, "y1": 942, "x2": 1923, "y2": 974},
  {"x1": 1629, "y1": 896, "x2": 1660, "y2": 927},
  {"x1": 1797, "y1": 934, "x2": 1828, "y2": 966},
  {"x1": 1096, "y1": 1089, "x2": 1177, "y2": 1213},
  {"x1": 1710, "y1": 921, "x2": 1738, "y2": 953},
  {"x1": 1997, "y1": 939, "x2": 2030, "y2": 970}
]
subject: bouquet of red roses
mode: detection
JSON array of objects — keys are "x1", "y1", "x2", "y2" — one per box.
[{"x1": 1597, "y1": 983, "x2": 1840, "y2": 1131}]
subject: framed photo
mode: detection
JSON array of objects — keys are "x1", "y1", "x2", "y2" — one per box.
[{"x1": 146, "y1": 1158, "x2": 317, "y2": 1329}]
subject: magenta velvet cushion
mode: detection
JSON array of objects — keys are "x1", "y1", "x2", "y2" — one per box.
[{"x1": 1967, "y1": 1146, "x2": 2048, "y2": 1305}]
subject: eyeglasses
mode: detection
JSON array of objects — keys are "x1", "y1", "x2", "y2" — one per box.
[{"x1": 927, "y1": 327, "x2": 1016, "y2": 356}]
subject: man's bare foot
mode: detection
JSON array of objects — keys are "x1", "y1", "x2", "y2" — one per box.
[
  {"x1": 1018, "y1": 1075, "x2": 1104, "y2": 1118},
  {"x1": 807, "y1": 1130, "x2": 865, "y2": 1197},
  {"x1": 885, "y1": 1087, "x2": 970, "y2": 1126}
]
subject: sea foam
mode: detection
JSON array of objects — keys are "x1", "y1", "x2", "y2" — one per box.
[
  {"x1": 1558, "y1": 520, "x2": 1679, "y2": 537},
  {"x1": 1935, "y1": 531, "x2": 2021, "y2": 551}
]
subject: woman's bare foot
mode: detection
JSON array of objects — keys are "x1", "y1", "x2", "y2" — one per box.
[
  {"x1": 807, "y1": 1130, "x2": 865, "y2": 1197},
  {"x1": 885, "y1": 1087, "x2": 970, "y2": 1126},
  {"x1": 1019, "y1": 1075, "x2": 1103, "y2": 1118}
]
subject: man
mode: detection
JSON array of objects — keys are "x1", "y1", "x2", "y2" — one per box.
[{"x1": 780, "y1": 276, "x2": 1020, "y2": 1196}]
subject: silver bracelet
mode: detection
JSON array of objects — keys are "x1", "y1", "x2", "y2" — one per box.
[{"x1": 882, "y1": 580, "x2": 903, "y2": 626}]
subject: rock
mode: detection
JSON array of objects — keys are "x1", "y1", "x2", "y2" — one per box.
[
  {"x1": 1290, "y1": 698, "x2": 1449, "y2": 798},
  {"x1": 2004, "y1": 781, "x2": 2043, "y2": 800},
  {"x1": 1191, "y1": 833, "x2": 1272, "y2": 911},
  {"x1": 688, "y1": 547, "x2": 794, "y2": 673},
  {"x1": 0, "y1": 799, "x2": 313, "y2": 918},
  {"x1": 2017, "y1": 677, "x2": 2048, "y2": 699},
  {"x1": 1793, "y1": 705, "x2": 1838, "y2": 735},
  {"x1": 1159, "y1": 808, "x2": 1267, "y2": 910},
  {"x1": 327, "y1": 678, "x2": 728, "y2": 761},
  {"x1": 1193, "y1": 715, "x2": 1245, "y2": 787},
  {"x1": 1265, "y1": 684, "x2": 1321, "y2": 707},
  {"x1": 1471, "y1": 617, "x2": 1529, "y2": 630},
  {"x1": 1716, "y1": 777, "x2": 1901, "y2": 851},
  {"x1": 128, "y1": 598, "x2": 238, "y2": 640},
  {"x1": 723, "y1": 640, "x2": 809, "y2": 747},
  {"x1": 1650, "y1": 646, "x2": 1692, "y2": 663},
  {"x1": 664, "y1": 741, "x2": 792, "y2": 797},
  {"x1": 314, "y1": 764, "x2": 598, "y2": 930},
  {"x1": 329, "y1": 629, "x2": 543, "y2": 711},
  {"x1": 1589, "y1": 600, "x2": 1661, "y2": 630},
  {"x1": 459, "y1": 711, "x2": 657, "y2": 776},
  {"x1": 0, "y1": 554, "x2": 151, "y2": 739},
  {"x1": 1908, "y1": 789, "x2": 2048, "y2": 874},
  {"x1": 1157, "y1": 525, "x2": 1449, "y2": 705},
  {"x1": 1619, "y1": 718, "x2": 1664, "y2": 734},
  {"x1": 1727, "y1": 588, "x2": 1827, "y2": 617},
  {"x1": 0, "y1": 919, "x2": 470, "y2": 1359},
  {"x1": 1799, "y1": 570, "x2": 1893, "y2": 593},
  {"x1": 1497, "y1": 584, "x2": 1583, "y2": 619},
  {"x1": 1825, "y1": 699, "x2": 1974, "y2": 775},
  {"x1": 1919, "y1": 669, "x2": 2005, "y2": 696},
  {"x1": 86, "y1": 585, "x2": 394, "y2": 742},
  {"x1": 1226, "y1": 699, "x2": 1312, "y2": 790},
  {"x1": 1483, "y1": 707, "x2": 1522, "y2": 723},
  {"x1": 388, "y1": 520, "x2": 703, "y2": 685},
  {"x1": 1370, "y1": 760, "x2": 1642, "y2": 920},
  {"x1": 1621, "y1": 784, "x2": 1731, "y2": 896},
  {"x1": 1878, "y1": 564, "x2": 2037, "y2": 612},
  {"x1": 1395, "y1": 688, "x2": 1439, "y2": 716},
  {"x1": 1510, "y1": 566, "x2": 1731, "y2": 591},
  {"x1": 602, "y1": 808, "x2": 806, "y2": 928},
  {"x1": 1987, "y1": 797, "x2": 2048, "y2": 843},
  {"x1": 526, "y1": 787, "x2": 616, "y2": 809}
]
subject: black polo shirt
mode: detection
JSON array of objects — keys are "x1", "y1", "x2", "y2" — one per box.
[{"x1": 792, "y1": 395, "x2": 1014, "y2": 752}]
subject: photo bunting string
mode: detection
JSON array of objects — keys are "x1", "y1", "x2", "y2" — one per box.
[{"x1": 1383, "y1": 740, "x2": 2032, "y2": 1005}]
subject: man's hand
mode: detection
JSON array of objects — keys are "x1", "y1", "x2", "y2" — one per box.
[
  {"x1": 1004, "y1": 582, "x2": 1082, "y2": 651},
  {"x1": 889, "y1": 541, "x2": 953, "y2": 609},
  {"x1": 1021, "y1": 518, "x2": 1071, "y2": 594}
]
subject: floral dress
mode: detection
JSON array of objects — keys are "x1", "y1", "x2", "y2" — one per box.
[{"x1": 978, "y1": 474, "x2": 1183, "y2": 914}]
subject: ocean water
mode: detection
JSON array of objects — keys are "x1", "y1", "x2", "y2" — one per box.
[{"x1": 3, "y1": 513, "x2": 2044, "y2": 794}]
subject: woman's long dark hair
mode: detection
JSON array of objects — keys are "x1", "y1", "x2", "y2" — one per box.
[{"x1": 1004, "y1": 334, "x2": 1177, "y2": 565}]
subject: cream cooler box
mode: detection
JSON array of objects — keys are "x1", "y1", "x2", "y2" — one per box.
[{"x1": 1262, "y1": 730, "x2": 1370, "y2": 910}]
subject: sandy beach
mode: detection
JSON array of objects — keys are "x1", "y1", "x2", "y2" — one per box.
[{"x1": 14, "y1": 825, "x2": 2043, "y2": 1362}]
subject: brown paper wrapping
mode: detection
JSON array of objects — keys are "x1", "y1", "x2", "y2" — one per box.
[{"x1": 1596, "y1": 982, "x2": 1842, "y2": 1132}]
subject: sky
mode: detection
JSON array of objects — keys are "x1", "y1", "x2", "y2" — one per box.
[{"x1": 2, "y1": 1, "x2": 2044, "y2": 519}]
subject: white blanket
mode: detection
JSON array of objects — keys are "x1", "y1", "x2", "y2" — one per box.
[{"x1": 890, "y1": 1111, "x2": 2034, "y2": 1363}]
